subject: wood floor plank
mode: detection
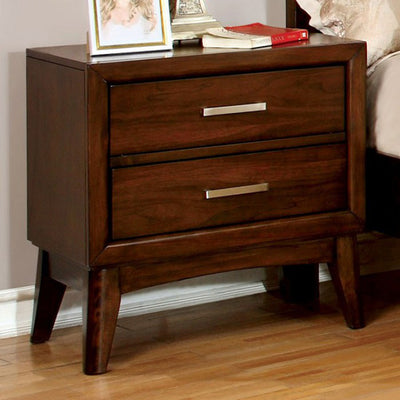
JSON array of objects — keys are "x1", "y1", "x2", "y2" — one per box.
[{"x1": 2, "y1": 270, "x2": 400, "y2": 399}]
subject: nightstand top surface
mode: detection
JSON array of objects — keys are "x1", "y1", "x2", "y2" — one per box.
[{"x1": 26, "y1": 33, "x2": 365, "y2": 73}]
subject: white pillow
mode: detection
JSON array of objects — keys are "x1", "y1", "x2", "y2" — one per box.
[{"x1": 296, "y1": 0, "x2": 400, "y2": 66}]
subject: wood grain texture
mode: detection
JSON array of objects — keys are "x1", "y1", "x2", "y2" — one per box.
[
  {"x1": 110, "y1": 67, "x2": 345, "y2": 155},
  {"x1": 96, "y1": 212, "x2": 363, "y2": 267},
  {"x1": 27, "y1": 36, "x2": 365, "y2": 82},
  {"x1": 6, "y1": 271, "x2": 400, "y2": 399},
  {"x1": 27, "y1": 36, "x2": 366, "y2": 374},
  {"x1": 109, "y1": 132, "x2": 346, "y2": 168},
  {"x1": 112, "y1": 144, "x2": 347, "y2": 239},
  {"x1": 26, "y1": 57, "x2": 87, "y2": 265},
  {"x1": 329, "y1": 236, "x2": 364, "y2": 328},
  {"x1": 87, "y1": 68, "x2": 111, "y2": 263},
  {"x1": 346, "y1": 42, "x2": 367, "y2": 220},
  {"x1": 285, "y1": 0, "x2": 367, "y2": 223},
  {"x1": 82, "y1": 268, "x2": 121, "y2": 375},
  {"x1": 119, "y1": 238, "x2": 335, "y2": 293}
]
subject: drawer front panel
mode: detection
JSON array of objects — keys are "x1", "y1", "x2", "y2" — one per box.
[
  {"x1": 110, "y1": 67, "x2": 345, "y2": 155},
  {"x1": 111, "y1": 144, "x2": 347, "y2": 239}
]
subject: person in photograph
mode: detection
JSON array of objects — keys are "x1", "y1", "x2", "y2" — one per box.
[{"x1": 100, "y1": 0, "x2": 162, "y2": 45}]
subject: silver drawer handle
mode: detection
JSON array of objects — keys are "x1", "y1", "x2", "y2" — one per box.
[
  {"x1": 205, "y1": 183, "x2": 269, "y2": 200},
  {"x1": 202, "y1": 102, "x2": 267, "y2": 117}
]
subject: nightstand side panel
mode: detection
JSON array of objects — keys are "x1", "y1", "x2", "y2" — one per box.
[{"x1": 27, "y1": 57, "x2": 88, "y2": 265}]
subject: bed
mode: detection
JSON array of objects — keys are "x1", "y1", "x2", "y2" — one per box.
[{"x1": 286, "y1": 0, "x2": 400, "y2": 245}]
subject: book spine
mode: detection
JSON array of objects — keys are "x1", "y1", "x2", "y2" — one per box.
[{"x1": 270, "y1": 30, "x2": 309, "y2": 45}]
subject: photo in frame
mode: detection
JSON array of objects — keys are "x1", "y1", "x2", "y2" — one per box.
[{"x1": 88, "y1": 0, "x2": 173, "y2": 56}]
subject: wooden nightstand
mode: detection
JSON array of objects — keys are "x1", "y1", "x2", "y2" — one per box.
[{"x1": 27, "y1": 34, "x2": 366, "y2": 374}]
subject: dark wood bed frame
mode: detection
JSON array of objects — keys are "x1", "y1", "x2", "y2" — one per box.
[
  {"x1": 286, "y1": 0, "x2": 314, "y2": 31},
  {"x1": 286, "y1": 0, "x2": 400, "y2": 271}
]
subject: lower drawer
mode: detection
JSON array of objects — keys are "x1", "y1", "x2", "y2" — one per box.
[{"x1": 111, "y1": 144, "x2": 347, "y2": 239}]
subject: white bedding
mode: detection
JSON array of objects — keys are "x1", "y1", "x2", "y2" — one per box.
[{"x1": 367, "y1": 51, "x2": 400, "y2": 158}]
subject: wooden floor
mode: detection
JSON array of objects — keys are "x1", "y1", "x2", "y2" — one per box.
[{"x1": 2, "y1": 270, "x2": 400, "y2": 399}]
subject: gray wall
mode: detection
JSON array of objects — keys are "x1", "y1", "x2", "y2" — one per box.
[
  {"x1": 207, "y1": 0, "x2": 285, "y2": 26},
  {"x1": 0, "y1": 0, "x2": 286, "y2": 290}
]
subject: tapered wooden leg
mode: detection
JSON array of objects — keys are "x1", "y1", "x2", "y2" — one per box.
[
  {"x1": 31, "y1": 250, "x2": 67, "y2": 344},
  {"x1": 82, "y1": 268, "x2": 121, "y2": 375},
  {"x1": 280, "y1": 264, "x2": 320, "y2": 304},
  {"x1": 328, "y1": 235, "x2": 364, "y2": 329}
]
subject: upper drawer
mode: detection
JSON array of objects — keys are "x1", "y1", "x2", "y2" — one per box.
[
  {"x1": 109, "y1": 66, "x2": 345, "y2": 155},
  {"x1": 111, "y1": 144, "x2": 347, "y2": 240}
]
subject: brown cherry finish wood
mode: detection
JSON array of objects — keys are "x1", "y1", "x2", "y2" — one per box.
[
  {"x1": 112, "y1": 144, "x2": 347, "y2": 239},
  {"x1": 329, "y1": 236, "x2": 364, "y2": 328},
  {"x1": 109, "y1": 66, "x2": 345, "y2": 155},
  {"x1": 30, "y1": 250, "x2": 66, "y2": 344},
  {"x1": 27, "y1": 34, "x2": 366, "y2": 374},
  {"x1": 286, "y1": 0, "x2": 317, "y2": 32},
  {"x1": 83, "y1": 268, "x2": 121, "y2": 375}
]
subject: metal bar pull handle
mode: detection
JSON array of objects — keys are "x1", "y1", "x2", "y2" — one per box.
[
  {"x1": 205, "y1": 183, "x2": 269, "y2": 200},
  {"x1": 202, "y1": 102, "x2": 267, "y2": 117}
]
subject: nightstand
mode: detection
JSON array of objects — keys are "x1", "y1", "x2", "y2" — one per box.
[{"x1": 27, "y1": 34, "x2": 366, "y2": 374}]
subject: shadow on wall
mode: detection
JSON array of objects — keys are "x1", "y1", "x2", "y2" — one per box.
[
  {"x1": 266, "y1": 0, "x2": 286, "y2": 26},
  {"x1": 8, "y1": 52, "x2": 37, "y2": 289}
]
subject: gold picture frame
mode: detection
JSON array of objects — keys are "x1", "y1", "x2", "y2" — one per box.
[{"x1": 88, "y1": 0, "x2": 173, "y2": 56}]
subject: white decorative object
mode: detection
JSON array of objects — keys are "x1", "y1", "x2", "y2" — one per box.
[{"x1": 170, "y1": 0, "x2": 222, "y2": 40}]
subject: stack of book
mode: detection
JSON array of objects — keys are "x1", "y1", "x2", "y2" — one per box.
[{"x1": 202, "y1": 23, "x2": 309, "y2": 49}]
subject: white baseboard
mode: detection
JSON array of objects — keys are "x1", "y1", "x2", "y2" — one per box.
[
  {"x1": 0, "y1": 263, "x2": 374, "y2": 340},
  {"x1": 0, "y1": 279, "x2": 267, "y2": 339},
  {"x1": 0, "y1": 286, "x2": 36, "y2": 339}
]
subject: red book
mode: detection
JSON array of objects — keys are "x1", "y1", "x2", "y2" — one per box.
[
  {"x1": 226, "y1": 23, "x2": 309, "y2": 45},
  {"x1": 202, "y1": 23, "x2": 309, "y2": 49}
]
